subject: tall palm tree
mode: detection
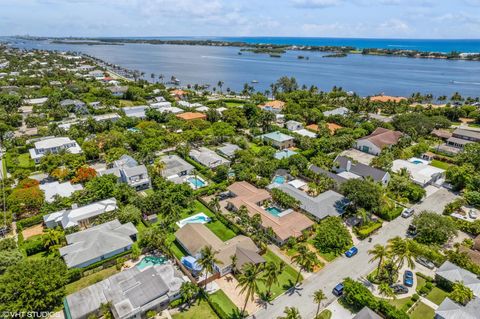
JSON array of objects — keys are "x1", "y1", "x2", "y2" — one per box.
[
  {"x1": 43, "y1": 228, "x2": 64, "y2": 253},
  {"x1": 180, "y1": 281, "x2": 199, "y2": 308},
  {"x1": 450, "y1": 282, "x2": 474, "y2": 305},
  {"x1": 209, "y1": 196, "x2": 220, "y2": 212},
  {"x1": 263, "y1": 260, "x2": 286, "y2": 299},
  {"x1": 217, "y1": 80, "x2": 224, "y2": 94},
  {"x1": 388, "y1": 237, "x2": 415, "y2": 273},
  {"x1": 236, "y1": 262, "x2": 264, "y2": 316},
  {"x1": 153, "y1": 159, "x2": 166, "y2": 177},
  {"x1": 197, "y1": 245, "x2": 222, "y2": 289},
  {"x1": 378, "y1": 283, "x2": 396, "y2": 300},
  {"x1": 291, "y1": 245, "x2": 319, "y2": 287},
  {"x1": 278, "y1": 307, "x2": 302, "y2": 319},
  {"x1": 230, "y1": 254, "x2": 238, "y2": 275},
  {"x1": 368, "y1": 244, "x2": 389, "y2": 278},
  {"x1": 313, "y1": 289, "x2": 326, "y2": 317}
]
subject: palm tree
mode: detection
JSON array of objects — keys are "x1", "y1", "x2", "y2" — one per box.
[
  {"x1": 236, "y1": 262, "x2": 264, "y2": 316},
  {"x1": 208, "y1": 196, "x2": 220, "y2": 212},
  {"x1": 368, "y1": 244, "x2": 389, "y2": 279},
  {"x1": 230, "y1": 254, "x2": 238, "y2": 275},
  {"x1": 450, "y1": 282, "x2": 474, "y2": 305},
  {"x1": 217, "y1": 80, "x2": 224, "y2": 94},
  {"x1": 43, "y1": 228, "x2": 64, "y2": 253},
  {"x1": 291, "y1": 245, "x2": 319, "y2": 287},
  {"x1": 180, "y1": 281, "x2": 199, "y2": 308},
  {"x1": 197, "y1": 245, "x2": 222, "y2": 288},
  {"x1": 313, "y1": 289, "x2": 326, "y2": 317},
  {"x1": 278, "y1": 306, "x2": 301, "y2": 319},
  {"x1": 153, "y1": 159, "x2": 166, "y2": 176},
  {"x1": 263, "y1": 261, "x2": 286, "y2": 299},
  {"x1": 378, "y1": 283, "x2": 396, "y2": 300},
  {"x1": 388, "y1": 237, "x2": 415, "y2": 273}
]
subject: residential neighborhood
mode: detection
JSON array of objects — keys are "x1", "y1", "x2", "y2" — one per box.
[{"x1": 1, "y1": 43, "x2": 480, "y2": 319}]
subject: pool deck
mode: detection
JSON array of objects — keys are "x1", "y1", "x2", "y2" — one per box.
[{"x1": 176, "y1": 212, "x2": 211, "y2": 228}]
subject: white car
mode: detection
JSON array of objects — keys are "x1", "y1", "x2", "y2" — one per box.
[{"x1": 469, "y1": 210, "x2": 478, "y2": 219}]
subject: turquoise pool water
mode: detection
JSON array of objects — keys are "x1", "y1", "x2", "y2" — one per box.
[
  {"x1": 266, "y1": 206, "x2": 283, "y2": 217},
  {"x1": 273, "y1": 176, "x2": 286, "y2": 184},
  {"x1": 188, "y1": 177, "x2": 206, "y2": 188},
  {"x1": 136, "y1": 256, "x2": 167, "y2": 270},
  {"x1": 412, "y1": 160, "x2": 423, "y2": 165},
  {"x1": 182, "y1": 215, "x2": 210, "y2": 224}
]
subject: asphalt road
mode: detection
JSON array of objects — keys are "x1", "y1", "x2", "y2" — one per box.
[{"x1": 251, "y1": 188, "x2": 457, "y2": 319}]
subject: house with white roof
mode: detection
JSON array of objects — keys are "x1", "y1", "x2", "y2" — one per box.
[
  {"x1": 99, "y1": 155, "x2": 150, "y2": 191},
  {"x1": 160, "y1": 155, "x2": 195, "y2": 183},
  {"x1": 189, "y1": 147, "x2": 230, "y2": 169},
  {"x1": 39, "y1": 181, "x2": 83, "y2": 203},
  {"x1": 43, "y1": 198, "x2": 118, "y2": 229},
  {"x1": 323, "y1": 107, "x2": 349, "y2": 117},
  {"x1": 29, "y1": 136, "x2": 82, "y2": 163},
  {"x1": 259, "y1": 131, "x2": 295, "y2": 149},
  {"x1": 391, "y1": 158, "x2": 445, "y2": 187},
  {"x1": 59, "y1": 219, "x2": 137, "y2": 268}
]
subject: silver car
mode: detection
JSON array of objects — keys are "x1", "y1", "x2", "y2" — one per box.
[{"x1": 401, "y1": 208, "x2": 414, "y2": 218}]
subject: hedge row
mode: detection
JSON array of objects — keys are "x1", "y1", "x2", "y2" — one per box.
[
  {"x1": 16, "y1": 214, "x2": 45, "y2": 230},
  {"x1": 354, "y1": 221, "x2": 383, "y2": 239}
]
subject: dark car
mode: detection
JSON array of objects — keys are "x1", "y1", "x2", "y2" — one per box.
[
  {"x1": 391, "y1": 284, "x2": 409, "y2": 294},
  {"x1": 416, "y1": 256, "x2": 435, "y2": 269},
  {"x1": 403, "y1": 270, "x2": 414, "y2": 287},
  {"x1": 407, "y1": 224, "x2": 417, "y2": 237},
  {"x1": 333, "y1": 283, "x2": 344, "y2": 296},
  {"x1": 345, "y1": 246, "x2": 358, "y2": 258},
  {"x1": 401, "y1": 208, "x2": 415, "y2": 218}
]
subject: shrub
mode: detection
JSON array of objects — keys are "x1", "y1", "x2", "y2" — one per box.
[
  {"x1": 22, "y1": 236, "x2": 47, "y2": 256},
  {"x1": 411, "y1": 294, "x2": 420, "y2": 302},
  {"x1": 354, "y1": 221, "x2": 383, "y2": 239},
  {"x1": 169, "y1": 298, "x2": 184, "y2": 309},
  {"x1": 67, "y1": 268, "x2": 82, "y2": 283},
  {"x1": 146, "y1": 310, "x2": 156, "y2": 318}
]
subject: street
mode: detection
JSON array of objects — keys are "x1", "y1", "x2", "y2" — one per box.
[{"x1": 251, "y1": 188, "x2": 457, "y2": 319}]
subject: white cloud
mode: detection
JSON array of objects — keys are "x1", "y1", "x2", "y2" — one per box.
[{"x1": 291, "y1": 0, "x2": 343, "y2": 8}]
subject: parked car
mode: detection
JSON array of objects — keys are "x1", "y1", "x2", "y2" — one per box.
[
  {"x1": 345, "y1": 246, "x2": 358, "y2": 258},
  {"x1": 333, "y1": 283, "x2": 344, "y2": 296},
  {"x1": 469, "y1": 210, "x2": 478, "y2": 219},
  {"x1": 403, "y1": 270, "x2": 414, "y2": 287},
  {"x1": 416, "y1": 256, "x2": 435, "y2": 269},
  {"x1": 391, "y1": 284, "x2": 409, "y2": 294},
  {"x1": 401, "y1": 208, "x2": 414, "y2": 218},
  {"x1": 407, "y1": 224, "x2": 417, "y2": 237}
]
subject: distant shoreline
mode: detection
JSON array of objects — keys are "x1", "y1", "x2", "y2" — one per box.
[{"x1": 14, "y1": 36, "x2": 480, "y2": 62}]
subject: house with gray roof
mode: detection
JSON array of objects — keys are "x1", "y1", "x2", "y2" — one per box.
[
  {"x1": 160, "y1": 154, "x2": 194, "y2": 183},
  {"x1": 217, "y1": 143, "x2": 241, "y2": 159},
  {"x1": 59, "y1": 219, "x2": 137, "y2": 268},
  {"x1": 189, "y1": 147, "x2": 230, "y2": 169},
  {"x1": 64, "y1": 263, "x2": 185, "y2": 319},
  {"x1": 271, "y1": 183, "x2": 349, "y2": 220},
  {"x1": 308, "y1": 164, "x2": 348, "y2": 187},
  {"x1": 334, "y1": 156, "x2": 390, "y2": 185},
  {"x1": 353, "y1": 307, "x2": 382, "y2": 319},
  {"x1": 60, "y1": 99, "x2": 88, "y2": 114},
  {"x1": 99, "y1": 155, "x2": 150, "y2": 191},
  {"x1": 29, "y1": 136, "x2": 82, "y2": 163},
  {"x1": 435, "y1": 261, "x2": 480, "y2": 319},
  {"x1": 43, "y1": 198, "x2": 118, "y2": 229}
]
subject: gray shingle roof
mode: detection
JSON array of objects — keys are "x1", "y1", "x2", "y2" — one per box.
[
  {"x1": 334, "y1": 156, "x2": 388, "y2": 182},
  {"x1": 353, "y1": 307, "x2": 382, "y2": 319},
  {"x1": 161, "y1": 154, "x2": 194, "y2": 178},
  {"x1": 309, "y1": 164, "x2": 347, "y2": 185},
  {"x1": 436, "y1": 297, "x2": 480, "y2": 319},
  {"x1": 436, "y1": 261, "x2": 480, "y2": 297}
]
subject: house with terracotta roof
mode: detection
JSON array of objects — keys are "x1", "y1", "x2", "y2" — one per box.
[
  {"x1": 175, "y1": 112, "x2": 207, "y2": 121},
  {"x1": 355, "y1": 127, "x2": 403, "y2": 156},
  {"x1": 259, "y1": 100, "x2": 285, "y2": 113},
  {"x1": 327, "y1": 123, "x2": 343, "y2": 134},
  {"x1": 369, "y1": 95, "x2": 407, "y2": 103},
  {"x1": 225, "y1": 181, "x2": 314, "y2": 245},
  {"x1": 170, "y1": 89, "x2": 187, "y2": 100}
]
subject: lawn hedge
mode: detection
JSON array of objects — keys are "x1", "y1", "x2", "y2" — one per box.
[{"x1": 354, "y1": 221, "x2": 383, "y2": 239}]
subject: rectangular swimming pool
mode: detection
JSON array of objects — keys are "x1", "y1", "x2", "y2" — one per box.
[
  {"x1": 266, "y1": 206, "x2": 283, "y2": 217},
  {"x1": 188, "y1": 177, "x2": 206, "y2": 188},
  {"x1": 273, "y1": 176, "x2": 286, "y2": 184}
]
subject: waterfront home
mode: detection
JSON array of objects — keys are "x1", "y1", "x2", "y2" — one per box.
[
  {"x1": 438, "y1": 128, "x2": 480, "y2": 155},
  {"x1": 323, "y1": 106, "x2": 349, "y2": 117},
  {"x1": 99, "y1": 155, "x2": 150, "y2": 191},
  {"x1": 271, "y1": 183, "x2": 349, "y2": 221},
  {"x1": 189, "y1": 147, "x2": 230, "y2": 169},
  {"x1": 160, "y1": 154, "x2": 195, "y2": 182},
  {"x1": 43, "y1": 197, "x2": 118, "y2": 229},
  {"x1": 64, "y1": 263, "x2": 184, "y2": 319},
  {"x1": 175, "y1": 223, "x2": 264, "y2": 276},
  {"x1": 59, "y1": 219, "x2": 137, "y2": 268},
  {"x1": 391, "y1": 158, "x2": 445, "y2": 187},
  {"x1": 39, "y1": 181, "x2": 83, "y2": 203},
  {"x1": 175, "y1": 112, "x2": 207, "y2": 121},
  {"x1": 333, "y1": 156, "x2": 390, "y2": 185},
  {"x1": 355, "y1": 127, "x2": 403, "y2": 156},
  {"x1": 29, "y1": 136, "x2": 82, "y2": 164},
  {"x1": 259, "y1": 131, "x2": 295, "y2": 149},
  {"x1": 435, "y1": 261, "x2": 480, "y2": 319},
  {"x1": 226, "y1": 181, "x2": 314, "y2": 245},
  {"x1": 217, "y1": 143, "x2": 241, "y2": 159},
  {"x1": 369, "y1": 95, "x2": 407, "y2": 103},
  {"x1": 259, "y1": 100, "x2": 285, "y2": 113}
]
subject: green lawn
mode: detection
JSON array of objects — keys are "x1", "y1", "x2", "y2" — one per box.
[
  {"x1": 387, "y1": 297, "x2": 411, "y2": 310},
  {"x1": 247, "y1": 143, "x2": 262, "y2": 154},
  {"x1": 209, "y1": 290, "x2": 239, "y2": 317},
  {"x1": 430, "y1": 160, "x2": 451, "y2": 170},
  {"x1": 255, "y1": 250, "x2": 299, "y2": 298},
  {"x1": 224, "y1": 102, "x2": 244, "y2": 107},
  {"x1": 185, "y1": 201, "x2": 236, "y2": 241},
  {"x1": 317, "y1": 309, "x2": 332, "y2": 319},
  {"x1": 167, "y1": 233, "x2": 189, "y2": 259},
  {"x1": 426, "y1": 287, "x2": 449, "y2": 305},
  {"x1": 318, "y1": 251, "x2": 338, "y2": 262},
  {"x1": 65, "y1": 266, "x2": 119, "y2": 295},
  {"x1": 409, "y1": 301, "x2": 435, "y2": 319},
  {"x1": 172, "y1": 299, "x2": 219, "y2": 319},
  {"x1": 416, "y1": 276, "x2": 427, "y2": 292}
]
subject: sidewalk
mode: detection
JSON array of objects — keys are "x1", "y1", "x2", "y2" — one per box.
[{"x1": 420, "y1": 296, "x2": 439, "y2": 310}]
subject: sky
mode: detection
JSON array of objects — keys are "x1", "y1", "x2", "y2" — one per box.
[{"x1": 0, "y1": 0, "x2": 479, "y2": 39}]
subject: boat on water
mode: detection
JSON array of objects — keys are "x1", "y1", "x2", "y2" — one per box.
[{"x1": 251, "y1": 80, "x2": 259, "y2": 83}]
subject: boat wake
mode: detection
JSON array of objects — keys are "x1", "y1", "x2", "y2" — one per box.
[{"x1": 452, "y1": 80, "x2": 480, "y2": 86}]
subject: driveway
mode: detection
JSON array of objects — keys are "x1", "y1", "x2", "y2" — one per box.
[
  {"x1": 250, "y1": 188, "x2": 457, "y2": 319},
  {"x1": 325, "y1": 300, "x2": 354, "y2": 319}
]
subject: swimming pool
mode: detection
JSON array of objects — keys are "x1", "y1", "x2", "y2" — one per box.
[
  {"x1": 266, "y1": 206, "x2": 283, "y2": 217},
  {"x1": 176, "y1": 212, "x2": 211, "y2": 228},
  {"x1": 136, "y1": 256, "x2": 167, "y2": 270},
  {"x1": 187, "y1": 177, "x2": 206, "y2": 188},
  {"x1": 273, "y1": 176, "x2": 286, "y2": 184},
  {"x1": 411, "y1": 160, "x2": 423, "y2": 165}
]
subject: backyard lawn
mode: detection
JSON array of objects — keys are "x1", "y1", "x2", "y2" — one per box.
[
  {"x1": 184, "y1": 201, "x2": 237, "y2": 241},
  {"x1": 172, "y1": 299, "x2": 219, "y2": 319},
  {"x1": 255, "y1": 249, "x2": 299, "y2": 298},
  {"x1": 65, "y1": 266, "x2": 119, "y2": 294},
  {"x1": 209, "y1": 290, "x2": 239, "y2": 318},
  {"x1": 426, "y1": 286, "x2": 449, "y2": 305},
  {"x1": 431, "y1": 160, "x2": 451, "y2": 170},
  {"x1": 387, "y1": 297, "x2": 411, "y2": 310},
  {"x1": 408, "y1": 301, "x2": 435, "y2": 319}
]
